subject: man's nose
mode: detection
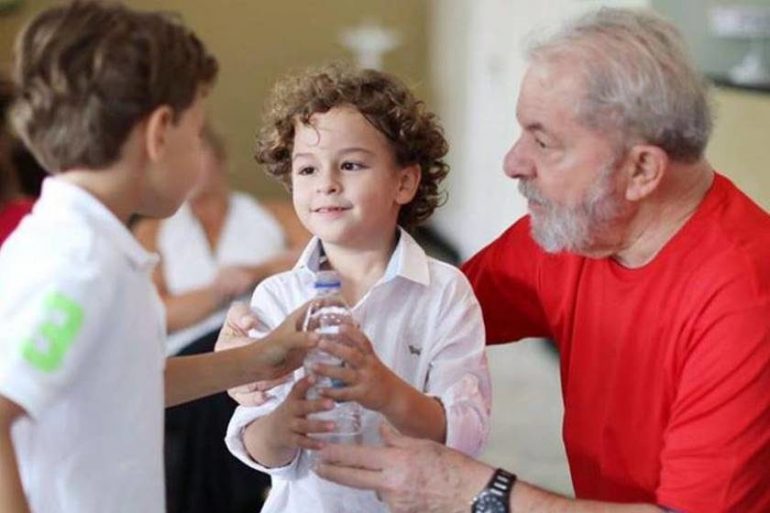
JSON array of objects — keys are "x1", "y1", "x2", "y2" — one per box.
[{"x1": 503, "y1": 137, "x2": 534, "y2": 180}]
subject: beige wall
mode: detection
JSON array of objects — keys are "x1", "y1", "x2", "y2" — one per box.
[
  {"x1": 0, "y1": 0, "x2": 429, "y2": 199},
  {"x1": 707, "y1": 87, "x2": 770, "y2": 211}
]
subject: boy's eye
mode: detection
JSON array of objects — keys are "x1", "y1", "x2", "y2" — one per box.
[
  {"x1": 296, "y1": 166, "x2": 315, "y2": 176},
  {"x1": 341, "y1": 161, "x2": 365, "y2": 171},
  {"x1": 534, "y1": 137, "x2": 547, "y2": 149}
]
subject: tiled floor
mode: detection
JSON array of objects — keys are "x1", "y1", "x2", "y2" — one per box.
[{"x1": 478, "y1": 339, "x2": 574, "y2": 496}]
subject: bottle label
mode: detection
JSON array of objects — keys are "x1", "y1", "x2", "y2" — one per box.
[{"x1": 315, "y1": 325, "x2": 342, "y2": 336}]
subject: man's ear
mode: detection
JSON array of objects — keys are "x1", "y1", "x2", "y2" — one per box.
[
  {"x1": 144, "y1": 105, "x2": 174, "y2": 162},
  {"x1": 395, "y1": 164, "x2": 421, "y2": 205},
  {"x1": 624, "y1": 144, "x2": 668, "y2": 202}
]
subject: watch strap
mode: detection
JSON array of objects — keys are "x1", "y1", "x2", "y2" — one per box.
[{"x1": 471, "y1": 467, "x2": 517, "y2": 512}]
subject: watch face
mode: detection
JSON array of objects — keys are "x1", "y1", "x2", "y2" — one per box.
[{"x1": 473, "y1": 492, "x2": 508, "y2": 513}]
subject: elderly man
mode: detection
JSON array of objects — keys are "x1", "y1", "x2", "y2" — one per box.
[{"x1": 315, "y1": 7, "x2": 770, "y2": 513}]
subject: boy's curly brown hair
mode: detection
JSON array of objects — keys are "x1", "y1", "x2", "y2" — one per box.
[{"x1": 255, "y1": 64, "x2": 449, "y2": 228}]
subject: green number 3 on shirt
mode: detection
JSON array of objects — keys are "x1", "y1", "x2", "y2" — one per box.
[{"x1": 21, "y1": 292, "x2": 84, "y2": 373}]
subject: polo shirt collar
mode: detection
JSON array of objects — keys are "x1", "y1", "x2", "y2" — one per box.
[{"x1": 38, "y1": 178, "x2": 158, "y2": 271}]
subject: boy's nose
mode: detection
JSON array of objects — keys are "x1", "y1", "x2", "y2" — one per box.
[{"x1": 316, "y1": 172, "x2": 341, "y2": 194}]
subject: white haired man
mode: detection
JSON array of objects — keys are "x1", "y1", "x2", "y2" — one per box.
[{"x1": 315, "y1": 7, "x2": 770, "y2": 513}]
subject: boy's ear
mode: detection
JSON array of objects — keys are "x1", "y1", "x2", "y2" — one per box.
[
  {"x1": 623, "y1": 144, "x2": 668, "y2": 202},
  {"x1": 144, "y1": 105, "x2": 175, "y2": 162},
  {"x1": 395, "y1": 164, "x2": 421, "y2": 205}
]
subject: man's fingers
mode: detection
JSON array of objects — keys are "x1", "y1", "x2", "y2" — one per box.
[
  {"x1": 319, "y1": 443, "x2": 388, "y2": 471},
  {"x1": 379, "y1": 421, "x2": 411, "y2": 449},
  {"x1": 314, "y1": 463, "x2": 385, "y2": 491}
]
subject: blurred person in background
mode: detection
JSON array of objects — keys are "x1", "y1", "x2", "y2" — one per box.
[{"x1": 0, "y1": 74, "x2": 34, "y2": 247}]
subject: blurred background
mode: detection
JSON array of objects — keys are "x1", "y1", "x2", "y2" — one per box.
[{"x1": 2, "y1": 0, "x2": 770, "y2": 498}]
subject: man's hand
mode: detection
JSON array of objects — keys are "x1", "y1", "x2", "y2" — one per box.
[{"x1": 315, "y1": 422, "x2": 493, "y2": 513}]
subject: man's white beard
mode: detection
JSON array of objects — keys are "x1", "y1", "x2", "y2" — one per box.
[{"x1": 518, "y1": 163, "x2": 625, "y2": 254}]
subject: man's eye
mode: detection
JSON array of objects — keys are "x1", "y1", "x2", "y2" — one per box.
[{"x1": 535, "y1": 137, "x2": 547, "y2": 149}]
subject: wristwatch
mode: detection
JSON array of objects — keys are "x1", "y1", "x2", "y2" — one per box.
[{"x1": 470, "y1": 468, "x2": 516, "y2": 513}]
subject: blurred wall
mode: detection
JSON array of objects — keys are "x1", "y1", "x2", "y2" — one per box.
[
  {"x1": 709, "y1": 87, "x2": 770, "y2": 210},
  {"x1": 651, "y1": 0, "x2": 770, "y2": 77},
  {"x1": 0, "y1": 0, "x2": 430, "y2": 199}
]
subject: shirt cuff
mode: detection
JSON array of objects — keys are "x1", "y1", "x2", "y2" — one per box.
[
  {"x1": 224, "y1": 404, "x2": 301, "y2": 479},
  {"x1": 435, "y1": 373, "x2": 490, "y2": 457}
]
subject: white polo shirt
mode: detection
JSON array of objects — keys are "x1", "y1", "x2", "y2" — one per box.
[
  {"x1": 225, "y1": 228, "x2": 491, "y2": 513},
  {"x1": 0, "y1": 179, "x2": 167, "y2": 513}
]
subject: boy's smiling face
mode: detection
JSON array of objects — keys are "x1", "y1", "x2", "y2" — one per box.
[{"x1": 291, "y1": 106, "x2": 419, "y2": 249}]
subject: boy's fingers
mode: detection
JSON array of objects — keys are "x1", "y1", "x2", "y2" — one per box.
[
  {"x1": 317, "y1": 340, "x2": 363, "y2": 367},
  {"x1": 285, "y1": 300, "x2": 313, "y2": 330},
  {"x1": 318, "y1": 386, "x2": 356, "y2": 403},
  {"x1": 288, "y1": 376, "x2": 314, "y2": 398},
  {"x1": 285, "y1": 331, "x2": 318, "y2": 350},
  {"x1": 230, "y1": 389, "x2": 270, "y2": 407},
  {"x1": 312, "y1": 363, "x2": 357, "y2": 384},
  {"x1": 294, "y1": 435, "x2": 324, "y2": 451},
  {"x1": 338, "y1": 325, "x2": 374, "y2": 353},
  {"x1": 294, "y1": 418, "x2": 335, "y2": 436},
  {"x1": 255, "y1": 376, "x2": 292, "y2": 391},
  {"x1": 228, "y1": 302, "x2": 255, "y2": 332}
]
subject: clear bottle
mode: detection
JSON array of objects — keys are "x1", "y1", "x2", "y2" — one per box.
[{"x1": 303, "y1": 270, "x2": 362, "y2": 447}]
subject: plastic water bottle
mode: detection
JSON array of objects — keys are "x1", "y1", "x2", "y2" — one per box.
[{"x1": 303, "y1": 270, "x2": 362, "y2": 448}]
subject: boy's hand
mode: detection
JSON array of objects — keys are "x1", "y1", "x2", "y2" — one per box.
[
  {"x1": 245, "y1": 301, "x2": 317, "y2": 382},
  {"x1": 215, "y1": 303, "x2": 289, "y2": 405},
  {"x1": 0, "y1": 397, "x2": 31, "y2": 513},
  {"x1": 266, "y1": 376, "x2": 335, "y2": 454},
  {"x1": 313, "y1": 325, "x2": 400, "y2": 412},
  {"x1": 215, "y1": 302, "x2": 262, "y2": 348}
]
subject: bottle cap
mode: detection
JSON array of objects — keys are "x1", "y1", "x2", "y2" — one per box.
[{"x1": 314, "y1": 270, "x2": 341, "y2": 289}]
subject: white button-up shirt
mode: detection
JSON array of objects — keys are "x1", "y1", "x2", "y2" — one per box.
[{"x1": 225, "y1": 228, "x2": 491, "y2": 513}]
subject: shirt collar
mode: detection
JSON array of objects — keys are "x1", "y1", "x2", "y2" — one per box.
[
  {"x1": 37, "y1": 178, "x2": 159, "y2": 271},
  {"x1": 294, "y1": 227, "x2": 431, "y2": 286}
]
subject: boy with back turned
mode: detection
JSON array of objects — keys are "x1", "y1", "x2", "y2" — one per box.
[{"x1": 0, "y1": 2, "x2": 313, "y2": 512}]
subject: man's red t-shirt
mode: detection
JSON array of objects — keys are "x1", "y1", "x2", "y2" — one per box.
[
  {"x1": 0, "y1": 198, "x2": 34, "y2": 247},
  {"x1": 462, "y1": 174, "x2": 770, "y2": 513}
]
